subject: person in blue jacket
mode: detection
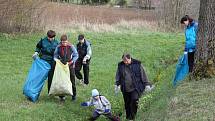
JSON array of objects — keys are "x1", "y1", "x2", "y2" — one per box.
[
  {"x1": 32, "y1": 30, "x2": 59, "y2": 93},
  {"x1": 54, "y1": 34, "x2": 78, "y2": 101},
  {"x1": 180, "y1": 15, "x2": 198, "y2": 72}
]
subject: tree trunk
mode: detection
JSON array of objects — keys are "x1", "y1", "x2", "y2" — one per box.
[{"x1": 193, "y1": 0, "x2": 215, "y2": 78}]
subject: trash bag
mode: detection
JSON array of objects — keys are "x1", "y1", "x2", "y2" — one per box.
[
  {"x1": 49, "y1": 59, "x2": 73, "y2": 96},
  {"x1": 23, "y1": 58, "x2": 51, "y2": 102},
  {"x1": 173, "y1": 53, "x2": 189, "y2": 86}
]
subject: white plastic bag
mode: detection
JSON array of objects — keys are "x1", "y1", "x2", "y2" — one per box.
[{"x1": 49, "y1": 59, "x2": 73, "y2": 96}]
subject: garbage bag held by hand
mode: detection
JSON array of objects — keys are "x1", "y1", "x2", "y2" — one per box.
[
  {"x1": 49, "y1": 59, "x2": 73, "y2": 96},
  {"x1": 173, "y1": 53, "x2": 189, "y2": 86},
  {"x1": 23, "y1": 58, "x2": 51, "y2": 102}
]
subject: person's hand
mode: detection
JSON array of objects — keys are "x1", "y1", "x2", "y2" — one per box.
[
  {"x1": 81, "y1": 102, "x2": 88, "y2": 107},
  {"x1": 114, "y1": 85, "x2": 120, "y2": 94},
  {"x1": 32, "y1": 52, "x2": 38, "y2": 60},
  {"x1": 82, "y1": 58, "x2": 87, "y2": 64},
  {"x1": 145, "y1": 85, "x2": 155, "y2": 92},
  {"x1": 184, "y1": 51, "x2": 188, "y2": 55},
  {"x1": 104, "y1": 109, "x2": 110, "y2": 113},
  {"x1": 68, "y1": 61, "x2": 73, "y2": 65},
  {"x1": 54, "y1": 58, "x2": 58, "y2": 61}
]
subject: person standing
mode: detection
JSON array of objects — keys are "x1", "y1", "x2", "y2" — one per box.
[
  {"x1": 54, "y1": 34, "x2": 78, "y2": 101},
  {"x1": 114, "y1": 53, "x2": 153, "y2": 121},
  {"x1": 32, "y1": 30, "x2": 59, "y2": 93},
  {"x1": 180, "y1": 15, "x2": 198, "y2": 72},
  {"x1": 75, "y1": 34, "x2": 92, "y2": 85}
]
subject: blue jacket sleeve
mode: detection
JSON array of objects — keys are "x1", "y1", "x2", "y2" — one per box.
[{"x1": 71, "y1": 45, "x2": 78, "y2": 63}]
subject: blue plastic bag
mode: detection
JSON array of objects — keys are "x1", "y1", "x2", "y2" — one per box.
[
  {"x1": 23, "y1": 58, "x2": 51, "y2": 102},
  {"x1": 173, "y1": 53, "x2": 189, "y2": 86}
]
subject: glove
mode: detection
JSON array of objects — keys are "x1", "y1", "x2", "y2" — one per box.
[
  {"x1": 145, "y1": 85, "x2": 155, "y2": 92},
  {"x1": 82, "y1": 58, "x2": 87, "y2": 64},
  {"x1": 32, "y1": 52, "x2": 39, "y2": 60},
  {"x1": 81, "y1": 102, "x2": 88, "y2": 107},
  {"x1": 104, "y1": 109, "x2": 110, "y2": 113},
  {"x1": 184, "y1": 51, "x2": 188, "y2": 55},
  {"x1": 114, "y1": 85, "x2": 120, "y2": 94}
]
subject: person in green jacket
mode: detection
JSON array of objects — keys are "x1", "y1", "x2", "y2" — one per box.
[{"x1": 32, "y1": 30, "x2": 59, "y2": 93}]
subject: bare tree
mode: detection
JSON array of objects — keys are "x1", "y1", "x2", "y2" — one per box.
[
  {"x1": 156, "y1": 0, "x2": 200, "y2": 32},
  {"x1": 193, "y1": 0, "x2": 215, "y2": 78}
]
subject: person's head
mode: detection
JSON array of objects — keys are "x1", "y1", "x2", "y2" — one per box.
[
  {"x1": 122, "y1": 53, "x2": 132, "y2": 65},
  {"x1": 60, "y1": 34, "x2": 69, "y2": 46},
  {"x1": 47, "y1": 30, "x2": 56, "y2": 41},
  {"x1": 180, "y1": 15, "x2": 193, "y2": 26},
  {"x1": 92, "y1": 89, "x2": 99, "y2": 100},
  {"x1": 78, "y1": 34, "x2": 85, "y2": 43}
]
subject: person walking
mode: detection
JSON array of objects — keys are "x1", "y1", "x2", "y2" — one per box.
[
  {"x1": 32, "y1": 30, "x2": 59, "y2": 93},
  {"x1": 75, "y1": 34, "x2": 92, "y2": 85},
  {"x1": 114, "y1": 53, "x2": 153, "y2": 121}
]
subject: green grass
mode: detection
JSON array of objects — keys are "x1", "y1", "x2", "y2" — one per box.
[
  {"x1": 166, "y1": 78, "x2": 215, "y2": 121},
  {"x1": 0, "y1": 30, "x2": 184, "y2": 121}
]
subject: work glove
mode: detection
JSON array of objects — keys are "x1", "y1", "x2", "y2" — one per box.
[
  {"x1": 104, "y1": 109, "x2": 110, "y2": 113},
  {"x1": 83, "y1": 58, "x2": 87, "y2": 64},
  {"x1": 114, "y1": 85, "x2": 120, "y2": 94},
  {"x1": 32, "y1": 52, "x2": 39, "y2": 60},
  {"x1": 54, "y1": 58, "x2": 58, "y2": 61},
  {"x1": 81, "y1": 102, "x2": 88, "y2": 107},
  {"x1": 184, "y1": 51, "x2": 188, "y2": 55},
  {"x1": 145, "y1": 85, "x2": 155, "y2": 92}
]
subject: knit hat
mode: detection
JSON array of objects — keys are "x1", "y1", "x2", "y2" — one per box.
[{"x1": 92, "y1": 89, "x2": 99, "y2": 97}]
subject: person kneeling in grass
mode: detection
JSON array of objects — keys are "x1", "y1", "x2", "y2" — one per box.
[{"x1": 81, "y1": 89, "x2": 120, "y2": 121}]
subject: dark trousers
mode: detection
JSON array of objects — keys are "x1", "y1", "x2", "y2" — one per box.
[
  {"x1": 188, "y1": 52, "x2": 195, "y2": 72},
  {"x1": 47, "y1": 61, "x2": 55, "y2": 93},
  {"x1": 69, "y1": 65, "x2": 76, "y2": 97},
  {"x1": 89, "y1": 111, "x2": 117, "y2": 121},
  {"x1": 122, "y1": 90, "x2": 139, "y2": 120},
  {"x1": 59, "y1": 64, "x2": 77, "y2": 98},
  {"x1": 75, "y1": 58, "x2": 90, "y2": 85}
]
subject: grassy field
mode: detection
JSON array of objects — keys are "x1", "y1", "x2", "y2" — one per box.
[
  {"x1": 0, "y1": 30, "x2": 186, "y2": 121},
  {"x1": 166, "y1": 78, "x2": 215, "y2": 121}
]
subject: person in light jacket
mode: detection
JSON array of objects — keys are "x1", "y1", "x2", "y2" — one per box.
[{"x1": 81, "y1": 89, "x2": 118, "y2": 121}]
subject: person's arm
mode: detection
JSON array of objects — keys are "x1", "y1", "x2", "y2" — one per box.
[
  {"x1": 114, "y1": 65, "x2": 121, "y2": 94},
  {"x1": 115, "y1": 65, "x2": 121, "y2": 86},
  {"x1": 101, "y1": 96, "x2": 111, "y2": 110},
  {"x1": 194, "y1": 22, "x2": 198, "y2": 33},
  {"x1": 32, "y1": 39, "x2": 43, "y2": 59},
  {"x1": 81, "y1": 98, "x2": 93, "y2": 107},
  {"x1": 54, "y1": 46, "x2": 59, "y2": 60},
  {"x1": 71, "y1": 45, "x2": 78, "y2": 63},
  {"x1": 84, "y1": 41, "x2": 92, "y2": 60},
  {"x1": 35, "y1": 38, "x2": 43, "y2": 53},
  {"x1": 140, "y1": 65, "x2": 151, "y2": 86}
]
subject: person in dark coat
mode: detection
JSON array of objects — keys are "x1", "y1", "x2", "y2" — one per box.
[
  {"x1": 114, "y1": 53, "x2": 153, "y2": 121},
  {"x1": 32, "y1": 30, "x2": 59, "y2": 93},
  {"x1": 75, "y1": 34, "x2": 92, "y2": 85}
]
